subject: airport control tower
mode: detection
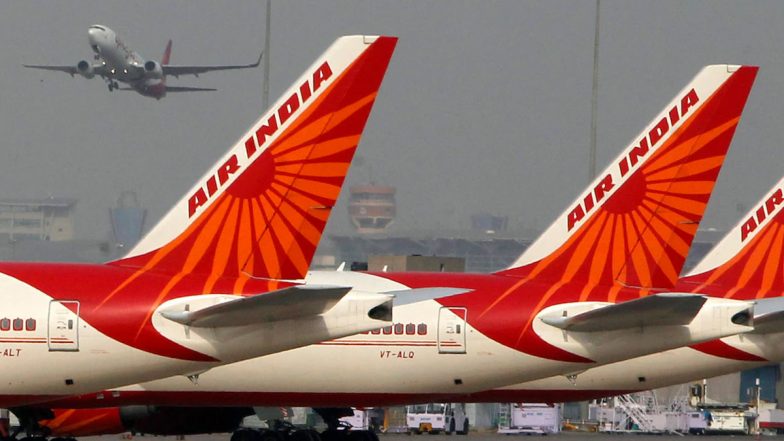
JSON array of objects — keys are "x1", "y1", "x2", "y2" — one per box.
[
  {"x1": 109, "y1": 191, "x2": 146, "y2": 251},
  {"x1": 348, "y1": 184, "x2": 396, "y2": 234}
]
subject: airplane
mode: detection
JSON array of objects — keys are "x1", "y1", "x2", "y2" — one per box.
[
  {"x1": 460, "y1": 171, "x2": 784, "y2": 403},
  {"x1": 16, "y1": 65, "x2": 761, "y2": 441},
  {"x1": 24, "y1": 25, "x2": 262, "y2": 99},
  {"x1": 0, "y1": 35, "x2": 398, "y2": 409}
]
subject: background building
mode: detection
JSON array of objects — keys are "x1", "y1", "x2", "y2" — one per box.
[{"x1": 0, "y1": 198, "x2": 76, "y2": 242}]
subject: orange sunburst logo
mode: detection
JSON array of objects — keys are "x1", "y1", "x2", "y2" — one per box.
[
  {"x1": 682, "y1": 205, "x2": 784, "y2": 299},
  {"x1": 449, "y1": 66, "x2": 758, "y2": 360}
]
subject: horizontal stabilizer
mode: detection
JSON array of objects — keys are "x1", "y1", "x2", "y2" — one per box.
[
  {"x1": 541, "y1": 294, "x2": 708, "y2": 332},
  {"x1": 160, "y1": 285, "x2": 351, "y2": 327},
  {"x1": 165, "y1": 85, "x2": 217, "y2": 92},
  {"x1": 751, "y1": 297, "x2": 784, "y2": 334},
  {"x1": 389, "y1": 287, "x2": 473, "y2": 306}
]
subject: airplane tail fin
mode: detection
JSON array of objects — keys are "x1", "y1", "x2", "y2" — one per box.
[
  {"x1": 109, "y1": 36, "x2": 397, "y2": 283},
  {"x1": 497, "y1": 65, "x2": 757, "y2": 294},
  {"x1": 680, "y1": 174, "x2": 784, "y2": 298},
  {"x1": 162, "y1": 39, "x2": 173, "y2": 65}
]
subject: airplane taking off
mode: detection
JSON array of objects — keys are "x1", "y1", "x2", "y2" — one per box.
[
  {"x1": 24, "y1": 25, "x2": 262, "y2": 99},
  {"x1": 19, "y1": 65, "x2": 760, "y2": 441},
  {"x1": 0, "y1": 35, "x2": 398, "y2": 408}
]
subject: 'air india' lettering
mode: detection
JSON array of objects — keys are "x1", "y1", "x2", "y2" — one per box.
[
  {"x1": 567, "y1": 88, "x2": 700, "y2": 231},
  {"x1": 188, "y1": 61, "x2": 334, "y2": 217},
  {"x1": 740, "y1": 188, "x2": 783, "y2": 242}
]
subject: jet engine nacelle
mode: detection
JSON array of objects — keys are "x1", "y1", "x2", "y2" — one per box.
[
  {"x1": 39, "y1": 406, "x2": 251, "y2": 437},
  {"x1": 144, "y1": 60, "x2": 163, "y2": 78},
  {"x1": 76, "y1": 60, "x2": 94, "y2": 79}
]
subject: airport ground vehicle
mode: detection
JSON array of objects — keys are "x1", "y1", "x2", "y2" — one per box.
[{"x1": 406, "y1": 403, "x2": 467, "y2": 435}]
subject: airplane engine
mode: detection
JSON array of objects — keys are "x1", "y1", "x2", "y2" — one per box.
[
  {"x1": 76, "y1": 60, "x2": 94, "y2": 79},
  {"x1": 40, "y1": 407, "x2": 252, "y2": 437},
  {"x1": 144, "y1": 60, "x2": 163, "y2": 78}
]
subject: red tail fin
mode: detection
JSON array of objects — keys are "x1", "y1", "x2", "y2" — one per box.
[
  {"x1": 110, "y1": 36, "x2": 397, "y2": 285},
  {"x1": 679, "y1": 175, "x2": 784, "y2": 299},
  {"x1": 162, "y1": 39, "x2": 172, "y2": 65},
  {"x1": 498, "y1": 65, "x2": 757, "y2": 296}
]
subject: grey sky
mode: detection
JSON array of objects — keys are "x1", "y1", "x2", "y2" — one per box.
[{"x1": 1, "y1": 1, "x2": 783, "y2": 243}]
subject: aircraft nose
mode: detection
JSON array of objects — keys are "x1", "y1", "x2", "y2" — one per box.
[{"x1": 88, "y1": 28, "x2": 101, "y2": 44}]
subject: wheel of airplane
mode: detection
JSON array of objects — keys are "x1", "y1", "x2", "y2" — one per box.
[
  {"x1": 231, "y1": 429, "x2": 262, "y2": 441},
  {"x1": 319, "y1": 430, "x2": 348, "y2": 441},
  {"x1": 305, "y1": 429, "x2": 322, "y2": 441},
  {"x1": 347, "y1": 431, "x2": 374, "y2": 441},
  {"x1": 108, "y1": 83, "x2": 114, "y2": 91},
  {"x1": 259, "y1": 430, "x2": 284, "y2": 441},
  {"x1": 289, "y1": 429, "x2": 316, "y2": 441}
]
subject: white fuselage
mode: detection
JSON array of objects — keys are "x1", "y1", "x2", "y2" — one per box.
[
  {"x1": 482, "y1": 331, "x2": 784, "y2": 402},
  {"x1": 63, "y1": 270, "x2": 755, "y2": 408},
  {"x1": 87, "y1": 25, "x2": 164, "y2": 96},
  {"x1": 0, "y1": 269, "x2": 391, "y2": 408}
]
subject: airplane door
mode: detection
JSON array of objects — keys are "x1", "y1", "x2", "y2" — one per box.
[
  {"x1": 48, "y1": 300, "x2": 79, "y2": 351},
  {"x1": 438, "y1": 307, "x2": 467, "y2": 354}
]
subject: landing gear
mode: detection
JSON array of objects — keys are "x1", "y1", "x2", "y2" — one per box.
[
  {"x1": 231, "y1": 426, "x2": 322, "y2": 441},
  {"x1": 106, "y1": 80, "x2": 120, "y2": 91},
  {"x1": 232, "y1": 409, "x2": 379, "y2": 441}
]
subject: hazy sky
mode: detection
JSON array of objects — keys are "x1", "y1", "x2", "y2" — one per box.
[{"x1": 1, "y1": 1, "x2": 784, "y2": 243}]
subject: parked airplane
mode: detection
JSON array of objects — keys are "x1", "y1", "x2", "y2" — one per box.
[
  {"x1": 24, "y1": 25, "x2": 262, "y2": 99},
  {"x1": 21, "y1": 65, "x2": 760, "y2": 441},
  {"x1": 0, "y1": 35, "x2": 398, "y2": 409},
  {"x1": 462, "y1": 171, "x2": 784, "y2": 403}
]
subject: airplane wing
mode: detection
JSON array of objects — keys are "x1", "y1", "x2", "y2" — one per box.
[
  {"x1": 162, "y1": 51, "x2": 262, "y2": 77},
  {"x1": 116, "y1": 86, "x2": 218, "y2": 92},
  {"x1": 165, "y1": 86, "x2": 217, "y2": 92},
  {"x1": 540, "y1": 293, "x2": 709, "y2": 332},
  {"x1": 160, "y1": 284, "x2": 351, "y2": 328},
  {"x1": 23, "y1": 63, "x2": 110, "y2": 77}
]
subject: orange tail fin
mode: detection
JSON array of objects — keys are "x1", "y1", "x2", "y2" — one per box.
[
  {"x1": 110, "y1": 36, "x2": 397, "y2": 282},
  {"x1": 498, "y1": 65, "x2": 757, "y2": 295}
]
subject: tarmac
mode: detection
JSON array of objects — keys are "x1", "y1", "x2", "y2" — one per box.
[{"x1": 85, "y1": 432, "x2": 776, "y2": 441}]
